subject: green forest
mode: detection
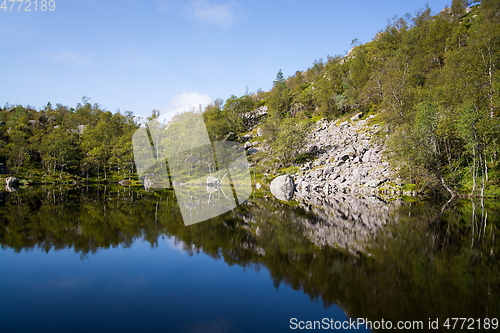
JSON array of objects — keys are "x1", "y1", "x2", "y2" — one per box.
[{"x1": 1, "y1": 0, "x2": 499, "y2": 197}]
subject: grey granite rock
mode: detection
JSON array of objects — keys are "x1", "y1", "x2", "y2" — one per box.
[{"x1": 270, "y1": 175, "x2": 295, "y2": 201}]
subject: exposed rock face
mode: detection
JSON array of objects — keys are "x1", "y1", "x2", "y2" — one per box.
[
  {"x1": 255, "y1": 113, "x2": 408, "y2": 253},
  {"x1": 241, "y1": 135, "x2": 268, "y2": 156},
  {"x1": 270, "y1": 175, "x2": 295, "y2": 201},
  {"x1": 28, "y1": 120, "x2": 41, "y2": 126},
  {"x1": 240, "y1": 106, "x2": 271, "y2": 156},
  {"x1": 242, "y1": 106, "x2": 268, "y2": 129},
  {"x1": 292, "y1": 114, "x2": 402, "y2": 202}
]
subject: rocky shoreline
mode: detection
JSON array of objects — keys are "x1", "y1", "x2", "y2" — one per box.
[
  {"x1": 269, "y1": 112, "x2": 418, "y2": 205},
  {"x1": 263, "y1": 113, "x2": 415, "y2": 253},
  {"x1": 295, "y1": 113, "x2": 404, "y2": 197}
]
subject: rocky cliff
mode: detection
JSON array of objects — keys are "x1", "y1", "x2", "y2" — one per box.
[
  {"x1": 292, "y1": 112, "x2": 407, "y2": 201},
  {"x1": 263, "y1": 112, "x2": 410, "y2": 253}
]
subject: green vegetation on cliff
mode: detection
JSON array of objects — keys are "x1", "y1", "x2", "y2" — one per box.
[
  {"x1": 203, "y1": 0, "x2": 500, "y2": 197},
  {"x1": 1, "y1": 0, "x2": 499, "y2": 196}
]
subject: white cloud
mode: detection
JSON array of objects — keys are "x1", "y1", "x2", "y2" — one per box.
[
  {"x1": 157, "y1": 91, "x2": 212, "y2": 123},
  {"x1": 43, "y1": 50, "x2": 93, "y2": 65},
  {"x1": 167, "y1": 91, "x2": 212, "y2": 111},
  {"x1": 164, "y1": 236, "x2": 187, "y2": 254},
  {"x1": 188, "y1": 0, "x2": 237, "y2": 26}
]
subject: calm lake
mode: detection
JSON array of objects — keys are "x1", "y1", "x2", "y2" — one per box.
[{"x1": 0, "y1": 185, "x2": 499, "y2": 332}]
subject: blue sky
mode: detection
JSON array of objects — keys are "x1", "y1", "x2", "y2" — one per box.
[{"x1": 1, "y1": 0, "x2": 453, "y2": 118}]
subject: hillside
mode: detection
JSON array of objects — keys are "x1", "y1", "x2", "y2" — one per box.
[
  {"x1": 1, "y1": 0, "x2": 499, "y2": 198},
  {"x1": 207, "y1": 0, "x2": 500, "y2": 198}
]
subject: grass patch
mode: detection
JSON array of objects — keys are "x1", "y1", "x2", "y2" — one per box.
[
  {"x1": 249, "y1": 136, "x2": 265, "y2": 143},
  {"x1": 401, "y1": 183, "x2": 417, "y2": 191},
  {"x1": 4, "y1": 168, "x2": 142, "y2": 186},
  {"x1": 280, "y1": 166, "x2": 300, "y2": 175},
  {"x1": 458, "y1": 161, "x2": 500, "y2": 198},
  {"x1": 401, "y1": 195, "x2": 419, "y2": 202}
]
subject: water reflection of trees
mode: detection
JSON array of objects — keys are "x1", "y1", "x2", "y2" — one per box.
[
  {"x1": 0, "y1": 186, "x2": 177, "y2": 257},
  {"x1": 1, "y1": 186, "x2": 499, "y2": 328}
]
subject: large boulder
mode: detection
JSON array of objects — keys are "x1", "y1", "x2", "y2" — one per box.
[
  {"x1": 142, "y1": 174, "x2": 159, "y2": 189},
  {"x1": 5, "y1": 177, "x2": 19, "y2": 192},
  {"x1": 362, "y1": 148, "x2": 374, "y2": 163},
  {"x1": 324, "y1": 165, "x2": 334, "y2": 175},
  {"x1": 118, "y1": 179, "x2": 131, "y2": 186},
  {"x1": 350, "y1": 112, "x2": 363, "y2": 121},
  {"x1": 207, "y1": 175, "x2": 219, "y2": 187},
  {"x1": 143, "y1": 177, "x2": 153, "y2": 189},
  {"x1": 5, "y1": 177, "x2": 19, "y2": 187},
  {"x1": 309, "y1": 169, "x2": 322, "y2": 179},
  {"x1": 270, "y1": 175, "x2": 295, "y2": 201},
  {"x1": 247, "y1": 148, "x2": 258, "y2": 155}
]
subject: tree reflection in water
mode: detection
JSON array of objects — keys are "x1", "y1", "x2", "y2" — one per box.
[{"x1": 1, "y1": 185, "x2": 499, "y2": 326}]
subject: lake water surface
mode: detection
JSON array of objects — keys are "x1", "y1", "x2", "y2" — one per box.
[{"x1": 0, "y1": 186, "x2": 499, "y2": 332}]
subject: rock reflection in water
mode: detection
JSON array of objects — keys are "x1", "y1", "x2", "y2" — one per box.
[
  {"x1": 298, "y1": 194, "x2": 399, "y2": 252},
  {"x1": 174, "y1": 184, "x2": 237, "y2": 225},
  {"x1": 0, "y1": 186, "x2": 498, "y2": 327},
  {"x1": 269, "y1": 182, "x2": 400, "y2": 252}
]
